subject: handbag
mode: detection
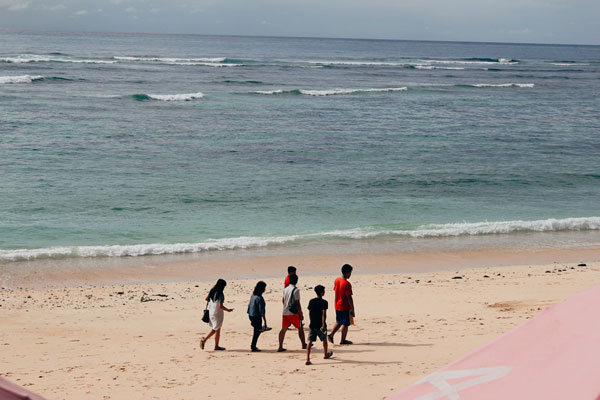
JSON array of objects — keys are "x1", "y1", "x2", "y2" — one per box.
[{"x1": 202, "y1": 301, "x2": 210, "y2": 323}]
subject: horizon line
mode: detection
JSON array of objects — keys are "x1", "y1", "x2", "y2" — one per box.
[{"x1": 1, "y1": 27, "x2": 599, "y2": 47}]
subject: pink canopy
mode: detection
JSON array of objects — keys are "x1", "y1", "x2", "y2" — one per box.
[
  {"x1": 387, "y1": 284, "x2": 600, "y2": 400},
  {"x1": 0, "y1": 377, "x2": 47, "y2": 400}
]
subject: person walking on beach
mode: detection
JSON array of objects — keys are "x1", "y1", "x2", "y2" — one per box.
[
  {"x1": 306, "y1": 285, "x2": 333, "y2": 365},
  {"x1": 284, "y1": 265, "x2": 296, "y2": 288},
  {"x1": 201, "y1": 279, "x2": 233, "y2": 351},
  {"x1": 247, "y1": 281, "x2": 267, "y2": 352},
  {"x1": 278, "y1": 273, "x2": 307, "y2": 352},
  {"x1": 328, "y1": 264, "x2": 355, "y2": 345}
]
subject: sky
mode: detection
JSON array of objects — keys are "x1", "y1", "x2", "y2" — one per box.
[{"x1": 0, "y1": 0, "x2": 599, "y2": 45}]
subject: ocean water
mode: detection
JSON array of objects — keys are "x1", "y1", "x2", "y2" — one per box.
[{"x1": 1, "y1": 30, "x2": 599, "y2": 262}]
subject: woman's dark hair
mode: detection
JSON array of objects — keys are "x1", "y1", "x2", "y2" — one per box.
[
  {"x1": 253, "y1": 281, "x2": 267, "y2": 296},
  {"x1": 287, "y1": 265, "x2": 297, "y2": 274},
  {"x1": 208, "y1": 278, "x2": 227, "y2": 301}
]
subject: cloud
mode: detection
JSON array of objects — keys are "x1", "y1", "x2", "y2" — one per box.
[
  {"x1": 125, "y1": 7, "x2": 135, "y2": 12},
  {"x1": 75, "y1": 9, "x2": 87, "y2": 15},
  {"x1": 149, "y1": 7, "x2": 160, "y2": 13},
  {"x1": 46, "y1": 4, "x2": 66, "y2": 11},
  {"x1": 0, "y1": 0, "x2": 30, "y2": 10}
]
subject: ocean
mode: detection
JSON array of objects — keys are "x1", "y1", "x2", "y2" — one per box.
[{"x1": 1, "y1": 30, "x2": 599, "y2": 263}]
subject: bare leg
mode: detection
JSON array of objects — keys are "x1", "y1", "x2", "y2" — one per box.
[
  {"x1": 278, "y1": 326, "x2": 288, "y2": 350},
  {"x1": 340, "y1": 325, "x2": 349, "y2": 343},
  {"x1": 298, "y1": 325, "x2": 306, "y2": 347},
  {"x1": 323, "y1": 339, "x2": 328, "y2": 357},
  {"x1": 214, "y1": 329, "x2": 221, "y2": 349},
  {"x1": 201, "y1": 329, "x2": 216, "y2": 350},
  {"x1": 205, "y1": 329, "x2": 216, "y2": 341},
  {"x1": 306, "y1": 340, "x2": 312, "y2": 364},
  {"x1": 329, "y1": 322, "x2": 341, "y2": 342}
]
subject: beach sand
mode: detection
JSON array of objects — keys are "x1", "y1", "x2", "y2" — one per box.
[{"x1": 1, "y1": 247, "x2": 599, "y2": 399}]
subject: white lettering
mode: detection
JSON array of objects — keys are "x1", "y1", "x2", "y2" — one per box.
[{"x1": 414, "y1": 366, "x2": 512, "y2": 400}]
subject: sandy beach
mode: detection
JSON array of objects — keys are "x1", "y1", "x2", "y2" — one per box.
[{"x1": 1, "y1": 246, "x2": 599, "y2": 399}]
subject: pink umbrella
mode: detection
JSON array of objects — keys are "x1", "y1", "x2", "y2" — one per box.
[
  {"x1": 387, "y1": 284, "x2": 600, "y2": 400},
  {"x1": 0, "y1": 377, "x2": 47, "y2": 400}
]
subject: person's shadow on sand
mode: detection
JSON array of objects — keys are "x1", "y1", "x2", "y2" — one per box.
[{"x1": 361, "y1": 342, "x2": 433, "y2": 347}]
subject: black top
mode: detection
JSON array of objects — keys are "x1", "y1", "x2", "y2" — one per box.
[{"x1": 307, "y1": 297, "x2": 328, "y2": 330}]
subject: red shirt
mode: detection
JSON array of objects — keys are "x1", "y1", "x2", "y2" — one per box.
[
  {"x1": 284, "y1": 275, "x2": 290, "y2": 288},
  {"x1": 334, "y1": 277, "x2": 353, "y2": 311}
]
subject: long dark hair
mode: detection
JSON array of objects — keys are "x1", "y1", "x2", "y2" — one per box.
[
  {"x1": 253, "y1": 281, "x2": 267, "y2": 296},
  {"x1": 208, "y1": 279, "x2": 227, "y2": 301}
]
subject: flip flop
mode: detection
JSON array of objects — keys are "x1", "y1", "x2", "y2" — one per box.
[
  {"x1": 277, "y1": 348, "x2": 287, "y2": 352},
  {"x1": 200, "y1": 337, "x2": 206, "y2": 350},
  {"x1": 214, "y1": 346, "x2": 226, "y2": 351},
  {"x1": 324, "y1": 351, "x2": 333, "y2": 359},
  {"x1": 327, "y1": 335, "x2": 334, "y2": 344},
  {"x1": 305, "y1": 361, "x2": 312, "y2": 366},
  {"x1": 340, "y1": 340, "x2": 353, "y2": 345}
]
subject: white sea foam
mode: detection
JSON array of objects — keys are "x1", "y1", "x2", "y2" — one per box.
[
  {"x1": 422, "y1": 59, "x2": 518, "y2": 65},
  {"x1": 146, "y1": 92, "x2": 204, "y2": 101},
  {"x1": 551, "y1": 63, "x2": 589, "y2": 66},
  {"x1": 415, "y1": 65, "x2": 465, "y2": 70},
  {"x1": 0, "y1": 75, "x2": 43, "y2": 84},
  {"x1": 299, "y1": 87, "x2": 408, "y2": 96},
  {"x1": 471, "y1": 83, "x2": 535, "y2": 88},
  {"x1": 114, "y1": 56, "x2": 236, "y2": 67},
  {"x1": 0, "y1": 54, "x2": 115, "y2": 64},
  {"x1": 2, "y1": 217, "x2": 597, "y2": 262},
  {"x1": 114, "y1": 56, "x2": 226, "y2": 63},
  {"x1": 308, "y1": 60, "x2": 409, "y2": 67},
  {"x1": 253, "y1": 89, "x2": 284, "y2": 95}
]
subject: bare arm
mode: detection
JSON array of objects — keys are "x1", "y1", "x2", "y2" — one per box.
[
  {"x1": 219, "y1": 302, "x2": 233, "y2": 312},
  {"x1": 348, "y1": 296, "x2": 355, "y2": 317}
]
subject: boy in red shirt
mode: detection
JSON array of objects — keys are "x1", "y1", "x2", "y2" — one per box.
[
  {"x1": 328, "y1": 264, "x2": 355, "y2": 345},
  {"x1": 284, "y1": 265, "x2": 296, "y2": 288}
]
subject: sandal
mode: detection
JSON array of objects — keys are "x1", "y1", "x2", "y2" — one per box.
[
  {"x1": 305, "y1": 361, "x2": 312, "y2": 366},
  {"x1": 327, "y1": 334, "x2": 334, "y2": 344},
  {"x1": 324, "y1": 351, "x2": 333, "y2": 359},
  {"x1": 214, "y1": 346, "x2": 226, "y2": 351},
  {"x1": 277, "y1": 348, "x2": 287, "y2": 352},
  {"x1": 200, "y1": 337, "x2": 206, "y2": 350},
  {"x1": 340, "y1": 340, "x2": 353, "y2": 345}
]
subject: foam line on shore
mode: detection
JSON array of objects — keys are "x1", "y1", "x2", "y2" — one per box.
[{"x1": 1, "y1": 217, "x2": 598, "y2": 262}]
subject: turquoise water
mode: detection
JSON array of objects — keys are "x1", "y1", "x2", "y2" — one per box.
[{"x1": 1, "y1": 31, "x2": 599, "y2": 261}]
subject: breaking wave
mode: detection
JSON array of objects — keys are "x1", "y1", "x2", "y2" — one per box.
[
  {"x1": 308, "y1": 60, "x2": 410, "y2": 67},
  {"x1": 114, "y1": 56, "x2": 240, "y2": 67},
  {"x1": 460, "y1": 83, "x2": 535, "y2": 88},
  {"x1": 420, "y1": 58, "x2": 519, "y2": 65},
  {"x1": 0, "y1": 75, "x2": 44, "y2": 84},
  {"x1": 413, "y1": 65, "x2": 465, "y2": 70},
  {"x1": 0, "y1": 54, "x2": 115, "y2": 64},
  {"x1": 2, "y1": 217, "x2": 598, "y2": 261},
  {"x1": 132, "y1": 92, "x2": 205, "y2": 101},
  {"x1": 251, "y1": 87, "x2": 407, "y2": 96}
]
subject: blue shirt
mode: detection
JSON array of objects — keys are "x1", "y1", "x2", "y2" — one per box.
[{"x1": 247, "y1": 294, "x2": 266, "y2": 317}]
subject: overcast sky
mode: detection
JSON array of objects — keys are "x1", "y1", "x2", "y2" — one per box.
[{"x1": 0, "y1": 0, "x2": 598, "y2": 45}]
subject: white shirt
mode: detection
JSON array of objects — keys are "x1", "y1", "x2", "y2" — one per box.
[{"x1": 282, "y1": 284, "x2": 300, "y2": 316}]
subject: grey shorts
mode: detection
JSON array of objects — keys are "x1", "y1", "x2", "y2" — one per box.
[{"x1": 308, "y1": 327, "x2": 327, "y2": 342}]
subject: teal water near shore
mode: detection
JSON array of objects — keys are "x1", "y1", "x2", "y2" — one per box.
[{"x1": 1, "y1": 31, "x2": 599, "y2": 262}]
